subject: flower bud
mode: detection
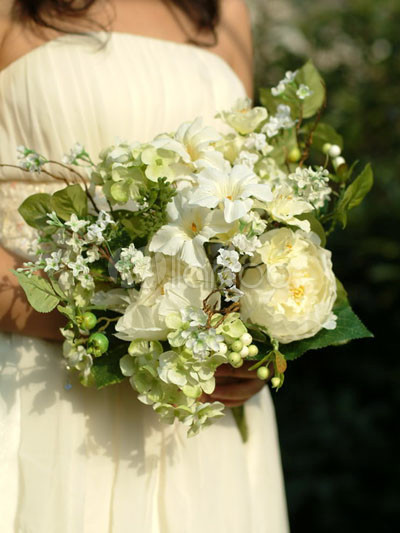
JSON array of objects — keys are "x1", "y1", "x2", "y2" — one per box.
[
  {"x1": 240, "y1": 333, "x2": 252, "y2": 346},
  {"x1": 248, "y1": 344, "x2": 259, "y2": 357},
  {"x1": 322, "y1": 143, "x2": 332, "y2": 155},
  {"x1": 271, "y1": 377, "x2": 281, "y2": 388},
  {"x1": 257, "y1": 366, "x2": 270, "y2": 380},
  {"x1": 328, "y1": 144, "x2": 341, "y2": 158},
  {"x1": 239, "y1": 346, "x2": 249, "y2": 358},
  {"x1": 231, "y1": 340, "x2": 243, "y2": 353}
]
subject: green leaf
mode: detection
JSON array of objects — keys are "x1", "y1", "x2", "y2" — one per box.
[
  {"x1": 334, "y1": 278, "x2": 348, "y2": 307},
  {"x1": 18, "y1": 193, "x2": 53, "y2": 231},
  {"x1": 57, "y1": 304, "x2": 77, "y2": 323},
  {"x1": 51, "y1": 184, "x2": 88, "y2": 220},
  {"x1": 13, "y1": 271, "x2": 60, "y2": 313},
  {"x1": 280, "y1": 303, "x2": 373, "y2": 360},
  {"x1": 231, "y1": 405, "x2": 248, "y2": 443},
  {"x1": 110, "y1": 181, "x2": 130, "y2": 204},
  {"x1": 91, "y1": 343, "x2": 127, "y2": 388},
  {"x1": 335, "y1": 163, "x2": 373, "y2": 228},
  {"x1": 259, "y1": 87, "x2": 278, "y2": 115},
  {"x1": 296, "y1": 60, "x2": 326, "y2": 118},
  {"x1": 310, "y1": 122, "x2": 343, "y2": 151}
]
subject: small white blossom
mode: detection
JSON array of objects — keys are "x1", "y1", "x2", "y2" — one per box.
[
  {"x1": 224, "y1": 286, "x2": 244, "y2": 303},
  {"x1": 77, "y1": 272, "x2": 95, "y2": 290},
  {"x1": 46, "y1": 211, "x2": 63, "y2": 227},
  {"x1": 217, "y1": 268, "x2": 236, "y2": 288},
  {"x1": 234, "y1": 150, "x2": 259, "y2": 169},
  {"x1": 287, "y1": 166, "x2": 331, "y2": 209},
  {"x1": 216, "y1": 249, "x2": 242, "y2": 273},
  {"x1": 96, "y1": 210, "x2": 114, "y2": 230},
  {"x1": 17, "y1": 146, "x2": 47, "y2": 172},
  {"x1": 243, "y1": 133, "x2": 268, "y2": 152},
  {"x1": 181, "y1": 307, "x2": 208, "y2": 328},
  {"x1": 262, "y1": 105, "x2": 295, "y2": 138},
  {"x1": 296, "y1": 84, "x2": 313, "y2": 100},
  {"x1": 271, "y1": 70, "x2": 298, "y2": 96},
  {"x1": 232, "y1": 233, "x2": 261, "y2": 256},
  {"x1": 65, "y1": 214, "x2": 90, "y2": 233},
  {"x1": 86, "y1": 246, "x2": 101, "y2": 263},
  {"x1": 115, "y1": 244, "x2": 152, "y2": 284},
  {"x1": 62, "y1": 142, "x2": 85, "y2": 165},
  {"x1": 44, "y1": 250, "x2": 63, "y2": 273},
  {"x1": 240, "y1": 211, "x2": 267, "y2": 236},
  {"x1": 85, "y1": 223, "x2": 104, "y2": 244},
  {"x1": 67, "y1": 255, "x2": 89, "y2": 277}
]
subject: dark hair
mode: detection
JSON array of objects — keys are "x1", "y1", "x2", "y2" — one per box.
[{"x1": 11, "y1": 0, "x2": 220, "y2": 45}]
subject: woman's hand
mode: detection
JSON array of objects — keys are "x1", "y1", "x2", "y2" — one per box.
[
  {"x1": 200, "y1": 361, "x2": 273, "y2": 408},
  {"x1": 0, "y1": 245, "x2": 66, "y2": 341}
]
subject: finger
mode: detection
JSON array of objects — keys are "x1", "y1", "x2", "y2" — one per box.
[{"x1": 209, "y1": 378, "x2": 265, "y2": 401}]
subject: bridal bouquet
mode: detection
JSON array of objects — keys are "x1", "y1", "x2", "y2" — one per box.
[{"x1": 4, "y1": 61, "x2": 373, "y2": 438}]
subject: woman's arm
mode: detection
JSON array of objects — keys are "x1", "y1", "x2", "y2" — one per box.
[{"x1": 0, "y1": 245, "x2": 65, "y2": 341}]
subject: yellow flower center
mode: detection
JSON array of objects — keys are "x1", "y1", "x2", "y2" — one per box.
[
  {"x1": 191, "y1": 222, "x2": 198, "y2": 233},
  {"x1": 226, "y1": 195, "x2": 233, "y2": 200},
  {"x1": 290, "y1": 285, "x2": 305, "y2": 302}
]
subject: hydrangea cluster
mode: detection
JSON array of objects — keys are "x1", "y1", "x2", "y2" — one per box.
[{"x1": 287, "y1": 166, "x2": 331, "y2": 209}]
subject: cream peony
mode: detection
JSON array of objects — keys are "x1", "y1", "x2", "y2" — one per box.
[{"x1": 241, "y1": 228, "x2": 337, "y2": 343}]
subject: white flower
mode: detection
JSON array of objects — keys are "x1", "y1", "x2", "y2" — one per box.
[
  {"x1": 243, "y1": 132, "x2": 269, "y2": 152},
  {"x1": 224, "y1": 286, "x2": 244, "y2": 303},
  {"x1": 234, "y1": 150, "x2": 260, "y2": 169},
  {"x1": 189, "y1": 164, "x2": 272, "y2": 223},
  {"x1": 85, "y1": 223, "x2": 104, "y2": 244},
  {"x1": 17, "y1": 146, "x2": 47, "y2": 172},
  {"x1": 115, "y1": 244, "x2": 152, "y2": 284},
  {"x1": 77, "y1": 272, "x2": 95, "y2": 290},
  {"x1": 271, "y1": 70, "x2": 298, "y2": 96},
  {"x1": 232, "y1": 233, "x2": 261, "y2": 256},
  {"x1": 115, "y1": 256, "x2": 217, "y2": 341},
  {"x1": 65, "y1": 214, "x2": 89, "y2": 233},
  {"x1": 44, "y1": 250, "x2": 63, "y2": 273},
  {"x1": 96, "y1": 210, "x2": 114, "y2": 229},
  {"x1": 62, "y1": 142, "x2": 85, "y2": 165},
  {"x1": 241, "y1": 228, "x2": 337, "y2": 343},
  {"x1": 216, "y1": 249, "x2": 241, "y2": 273},
  {"x1": 262, "y1": 105, "x2": 295, "y2": 138},
  {"x1": 217, "y1": 97, "x2": 268, "y2": 135},
  {"x1": 296, "y1": 84, "x2": 313, "y2": 100},
  {"x1": 240, "y1": 211, "x2": 267, "y2": 236},
  {"x1": 86, "y1": 246, "x2": 101, "y2": 263},
  {"x1": 265, "y1": 184, "x2": 314, "y2": 231},
  {"x1": 217, "y1": 268, "x2": 236, "y2": 288},
  {"x1": 287, "y1": 166, "x2": 331, "y2": 209},
  {"x1": 149, "y1": 194, "x2": 229, "y2": 267},
  {"x1": 67, "y1": 255, "x2": 89, "y2": 277}
]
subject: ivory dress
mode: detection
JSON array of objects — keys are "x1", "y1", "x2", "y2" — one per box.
[{"x1": 0, "y1": 32, "x2": 290, "y2": 533}]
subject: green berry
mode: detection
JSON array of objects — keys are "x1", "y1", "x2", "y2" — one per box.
[
  {"x1": 288, "y1": 147, "x2": 301, "y2": 162},
  {"x1": 88, "y1": 332, "x2": 109, "y2": 355},
  {"x1": 248, "y1": 344, "x2": 259, "y2": 357},
  {"x1": 240, "y1": 333, "x2": 252, "y2": 346},
  {"x1": 81, "y1": 312, "x2": 97, "y2": 330},
  {"x1": 231, "y1": 340, "x2": 243, "y2": 352},
  {"x1": 322, "y1": 143, "x2": 332, "y2": 155},
  {"x1": 239, "y1": 346, "x2": 249, "y2": 358},
  {"x1": 271, "y1": 377, "x2": 281, "y2": 388},
  {"x1": 257, "y1": 366, "x2": 270, "y2": 380},
  {"x1": 228, "y1": 351, "x2": 243, "y2": 367}
]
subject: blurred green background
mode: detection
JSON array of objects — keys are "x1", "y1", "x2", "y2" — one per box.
[{"x1": 247, "y1": 0, "x2": 400, "y2": 530}]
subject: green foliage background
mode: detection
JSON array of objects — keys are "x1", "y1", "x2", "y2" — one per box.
[{"x1": 248, "y1": 0, "x2": 400, "y2": 530}]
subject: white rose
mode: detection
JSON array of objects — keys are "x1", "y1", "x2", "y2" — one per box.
[
  {"x1": 115, "y1": 254, "x2": 217, "y2": 341},
  {"x1": 241, "y1": 228, "x2": 337, "y2": 343}
]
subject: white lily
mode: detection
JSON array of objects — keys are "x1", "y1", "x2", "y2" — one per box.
[
  {"x1": 189, "y1": 164, "x2": 273, "y2": 223},
  {"x1": 149, "y1": 194, "x2": 229, "y2": 267}
]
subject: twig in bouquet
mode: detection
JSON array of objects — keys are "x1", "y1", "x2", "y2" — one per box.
[
  {"x1": 0, "y1": 164, "x2": 70, "y2": 186},
  {"x1": 96, "y1": 316, "x2": 120, "y2": 332},
  {"x1": 299, "y1": 87, "x2": 327, "y2": 167}
]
